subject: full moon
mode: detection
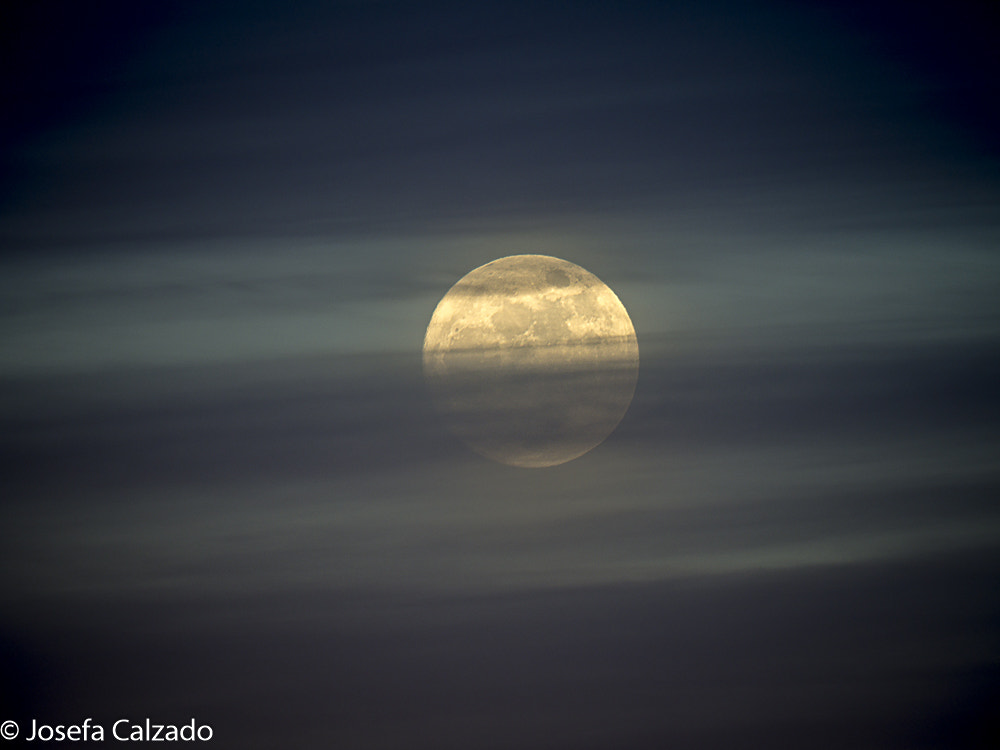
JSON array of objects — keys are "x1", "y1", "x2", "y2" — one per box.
[{"x1": 423, "y1": 255, "x2": 639, "y2": 467}]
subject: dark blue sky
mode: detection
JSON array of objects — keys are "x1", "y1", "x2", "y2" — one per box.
[{"x1": 2, "y1": 2, "x2": 999, "y2": 747}]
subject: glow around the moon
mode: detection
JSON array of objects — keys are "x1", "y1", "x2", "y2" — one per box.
[{"x1": 423, "y1": 255, "x2": 639, "y2": 467}]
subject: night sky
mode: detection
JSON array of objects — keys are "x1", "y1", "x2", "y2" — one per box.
[{"x1": 2, "y1": 1, "x2": 1000, "y2": 747}]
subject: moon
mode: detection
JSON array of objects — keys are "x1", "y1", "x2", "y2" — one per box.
[{"x1": 423, "y1": 255, "x2": 639, "y2": 467}]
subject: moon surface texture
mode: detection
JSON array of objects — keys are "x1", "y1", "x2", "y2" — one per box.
[{"x1": 423, "y1": 255, "x2": 639, "y2": 468}]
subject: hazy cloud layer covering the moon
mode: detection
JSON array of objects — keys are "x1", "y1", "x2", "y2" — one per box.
[
  {"x1": 2, "y1": 1, "x2": 1000, "y2": 748},
  {"x1": 3, "y1": 337, "x2": 1000, "y2": 599}
]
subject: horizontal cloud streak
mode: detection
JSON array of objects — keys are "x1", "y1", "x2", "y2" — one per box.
[
  {"x1": 8, "y1": 549, "x2": 999, "y2": 750},
  {"x1": 3, "y1": 337, "x2": 997, "y2": 602}
]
